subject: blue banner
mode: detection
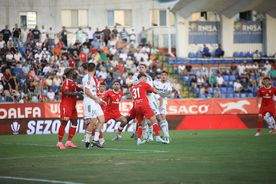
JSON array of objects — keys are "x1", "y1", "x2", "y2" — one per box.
[
  {"x1": 234, "y1": 21, "x2": 263, "y2": 43},
  {"x1": 189, "y1": 21, "x2": 220, "y2": 44}
]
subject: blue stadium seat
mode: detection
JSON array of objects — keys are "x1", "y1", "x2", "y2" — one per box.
[
  {"x1": 206, "y1": 94, "x2": 212, "y2": 98},
  {"x1": 221, "y1": 94, "x2": 227, "y2": 98},
  {"x1": 229, "y1": 75, "x2": 236, "y2": 81},
  {"x1": 199, "y1": 94, "x2": 206, "y2": 99},
  {"x1": 228, "y1": 81, "x2": 234, "y2": 87},
  {"x1": 223, "y1": 75, "x2": 230, "y2": 81},
  {"x1": 233, "y1": 52, "x2": 239, "y2": 57},
  {"x1": 188, "y1": 52, "x2": 195, "y2": 58},
  {"x1": 227, "y1": 87, "x2": 234, "y2": 93},
  {"x1": 220, "y1": 87, "x2": 227, "y2": 94},
  {"x1": 209, "y1": 88, "x2": 214, "y2": 94},
  {"x1": 195, "y1": 52, "x2": 202, "y2": 58},
  {"x1": 253, "y1": 87, "x2": 259, "y2": 93},
  {"x1": 183, "y1": 76, "x2": 189, "y2": 83},
  {"x1": 193, "y1": 88, "x2": 199, "y2": 94},
  {"x1": 234, "y1": 93, "x2": 241, "y2": 98},
  {"x1": 247, "y1": 93, "x2": 254, "y2": 98},
  {"x1": 227, "y1": 93, "x2": 234, "y2": 98},
  {"x1": 259, "y1": 51, "x2": 265, "y2": 57},
  {"x1": 240, "y1": 93, "x2": 247, "y2": 98}
]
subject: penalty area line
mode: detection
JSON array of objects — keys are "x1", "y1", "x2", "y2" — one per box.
[{"x1": 0, "y1": 176, "x2": 85, "y2": 184}]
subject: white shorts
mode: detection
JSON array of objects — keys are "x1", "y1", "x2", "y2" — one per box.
[
  {"x1": 149, "y1": 98, "x2": 160, "y2": 115},
  {"x1": 159, "y1": 104, "x2": 167, "y2": 115},
  {"x1": 84, "y1": 102, "x2": 104, "y2": 119}
]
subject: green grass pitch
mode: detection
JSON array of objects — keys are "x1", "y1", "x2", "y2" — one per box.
[{"x1": 0, "y1": 129, "x2": 276, "y2": 184}]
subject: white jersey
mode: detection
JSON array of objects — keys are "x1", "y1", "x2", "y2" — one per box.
[
  {"x1": 82, "y1": 74, "x2": 97, "y2": 105},
  {"x1": 132, "y1": 73, "x2": 160, "y2": 115},
  {"x1": 82, "y1": 74, "x2": 103, "y2": 119},
  {"x1": 153, "y1": 79, "x2": 173, "y2": 114}
]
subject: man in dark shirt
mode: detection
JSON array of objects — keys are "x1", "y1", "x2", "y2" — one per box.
[
  {"x1": 60, "y1": 26, "x2": 68, "y2": 46},
  {"x1": 215, "y1": 44, "x2": 224, "y2": 57},
  {"x1": 1, "y1": 25, "x2": 12, "y2": 43},
  {"x1": 12, "y1": 24, "x2": 21, "y2": 46},
  {"x1": 102, "y1": 26, "x2": 111, "y2": 46},
  {"x1": 112, "y1": 26, "x2": 118, "y2": 38},
  {"x1": 32, "y1": 25, "x2": 41, "y2": 42},
  {"x1": 202, "y1": 44, "x2": 211, "y2": 57}
]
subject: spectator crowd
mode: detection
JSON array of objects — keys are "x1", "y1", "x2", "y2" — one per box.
[
  {"x1": 0, "y1": 24, "x2": 179, "y2": 103},
  {"x1": 0, "y1": 24, "x2": 274, "y2": 103}
]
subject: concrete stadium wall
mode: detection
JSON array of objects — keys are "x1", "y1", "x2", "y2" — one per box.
[{"x1": 1, "y1": 0, "x2": 276, "y2": 56}]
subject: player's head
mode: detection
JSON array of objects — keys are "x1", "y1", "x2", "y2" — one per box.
[
  {"x1": 138, "y1": 63, "x2": 147, "y2": 74},
  {"x1": 64, "y1": 68, "x2": 74, "y2": 79},
  {"x1": 87, "y1": 62, "x2": 96, "y2": 73},
  {"x1": 138, "y1": 72, "x2": 147, "y2": 82},
  {"x1": 161, "y1": 70, "x2": 168, "y2": 82},
  {"x1": 262, "y1": 76, "x2": 271, "y2": 87},
  {"x1": 81, "y1": 62, "x2": 89, "y2": 74},
  {"x1": 99, "y1": 82, "x2": 106, "y2": 93},
  {"x1": 112, "y1": 80, "x2": 121, "y2": 91}
]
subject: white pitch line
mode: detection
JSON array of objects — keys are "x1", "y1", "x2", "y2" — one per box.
[
  {"x1": 0, "y1": 176, "x2": 85, "y2": 184},
  {"x1": 0, "y1": 143, "x2": 168, "y2": 153},
  {"x1": 104, "y1": 148, "x2": 168, "y2": 153}
]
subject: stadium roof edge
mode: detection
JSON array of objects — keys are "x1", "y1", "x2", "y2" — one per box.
[{"x1": 172, "y1": 0, "x2": 276, "y2": 19}]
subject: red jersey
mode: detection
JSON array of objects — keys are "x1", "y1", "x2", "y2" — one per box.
[
  {"x1": 60, "y1": 79, "x2": 81, "y2": 121},
  {"x1": 130, "y1": 81, "x2": 155, "y2": 106},
  {"x1": 257, "y1": 86, "x2": 276, "y2": 107},
  {"x1": 103, "y1": 90, "x2": 123, "y2": 113},
  {"x1": 61, "y1": 79, "x2": 79, "y2": 106}
]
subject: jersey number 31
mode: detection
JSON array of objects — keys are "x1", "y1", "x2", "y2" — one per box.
[{"x1": 132, "y1": 88, "x2": 140, "y2": 99}]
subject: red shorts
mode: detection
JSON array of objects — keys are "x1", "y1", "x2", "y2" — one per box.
[
  {"x1": 104, "y1": 112, "x2": 122, "y2": 122},
  {"x1": 60, "y1": 105, "x2": 78, "y2": 121},
  {"x1": 134, "y1": 105, "x2": 155, "y2": 123},
  {"x1": 259, "y1": 105, "x2": 276, "y2": 117},
  {"x1": 128, "y1": 107, "x2": 136, "y2": 120}
]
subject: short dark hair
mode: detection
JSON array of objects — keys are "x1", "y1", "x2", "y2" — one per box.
[
  {"x1": 64, "y1": 68, "x2": 74, "y2": 77},
  {"x1": 138, "y1": 73, "x2": 147, "y2": 79},
  {"x1": 99, "y1": 82, "x2": 106, "y2": 86},
  {"x1": 112, "y1": 80, "x2": 121, "y2": 85},
  {"x1": 87, "y1": 63, "x2": 96, "y2": 72},
  {"x1": 139, "y1": 63, "x2": 147, "y2": 68},
  {"x1": 263, "y1": 76, "x2": 271, "y2": 81},
  {"x1": 161, "y1": 70, "x2": 168, "y2": 75},
  {"x1": 81, "y1": 62, "x2": 89, "y2": 70}
]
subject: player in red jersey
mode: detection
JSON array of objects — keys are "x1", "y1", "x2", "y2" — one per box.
[
  {"x1": 255, "y1": 77, "x2": 276, "y2": 136},
  {"x1": 130, "y1": 73, "x2": 167, "y2": 145},
  {"x1": 57, "y1": 68, "x2": 82, "y2": 150},
  {"x1": 102, "y1": 81, "x2": 128, "y2": 140}
]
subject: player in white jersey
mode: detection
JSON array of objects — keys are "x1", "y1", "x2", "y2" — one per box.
[
  {"x1": 82, "y1": 62, "x2": 106, "y2": 148},
  {"x1": 153, "y1": 71, "x2": 172, "y2": 142},
  {"x1": 132, "y1": 64, "x2": 170, "y2": 142}
]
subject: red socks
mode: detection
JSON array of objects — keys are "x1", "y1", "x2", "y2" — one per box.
[
  {"x1": 68, "y1": 125, "x2": 77, "y2": 141},
  {"x1": 153, "y1": 123, "x2": 160, "y2": 136},
  {"x1": 58, "y1": 125, "x2": 65, "y2": 142},
  {"x1": 257, "y1": 118, "x2": 263, "y2": 133},
  {"x1": 99, "y1": 131, "x2": 103, "y2": 139},
  {"x1": 137, "y1": 126, "x2": 142, "y2": 139}
]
